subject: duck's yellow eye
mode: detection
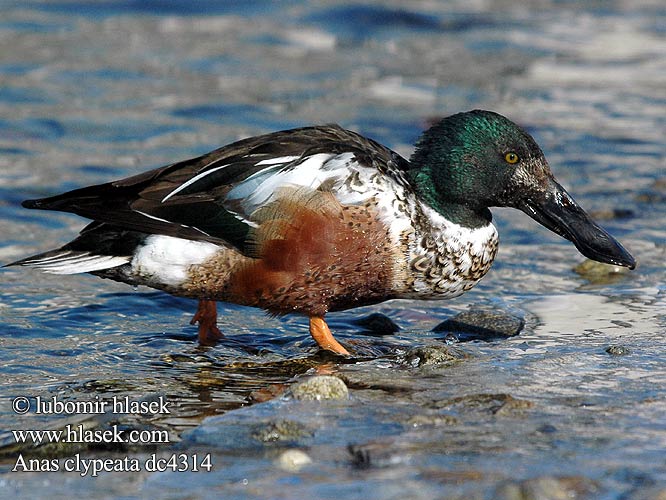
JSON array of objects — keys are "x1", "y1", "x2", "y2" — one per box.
[{"x1": 504, "y1": 152, "x2": 519, "y2": 164}]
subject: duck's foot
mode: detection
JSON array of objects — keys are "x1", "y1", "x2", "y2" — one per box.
[
  {"x1": 190, "y1": 299, "x2": 223, "y2": 345},
  {"x1": 309, "y1": 316, "x2": 350, "y2": 356}
]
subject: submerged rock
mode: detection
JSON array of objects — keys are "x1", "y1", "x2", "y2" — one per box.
[
  {"x1": 433, "y1": 309, "x2": 524, "y2": 341},
  {"x1": 401, "y1": 345, "x2": 469, "y2": 367},
  {"x1": 574, "y1": 259, "x2": 631, "y2": 285},
  {"x1": 347, "y1": 441, "x2": 405, "y2": 469},
  {"x1": 606, "y1": 345, "x2": 631, "y2": 356},
  {"x1": 435, "y1": 393, "x2": 534, "y2": 416},
  {"x1": 496, "y1": 475, "x2": 600, "y2": 499},
  {"x1": 252, "y1": 419, "x2": 313, "y2": 443},
  {"x1": 287, "y1": 375, "x2": 349, "y2": 401},
  {"x1": 351, "y1": 312, "x2": 400, "y2": 335},
  {"x1": 276, "y1": 449, "x2": 312, "y2": 471},
  {"x1": 404, "y1": 413, "x2": 459, "y2": 427}
]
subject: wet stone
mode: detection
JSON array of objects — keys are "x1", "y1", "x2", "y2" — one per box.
[
  {"x1": 351, "y1": 312, "x2": 400, "y2": 335},
  {"x1": 276, "y1": 449, "x2": 313, "y2": 471},
  {"x1": 252, "y1": 419, "x2": 313, "y2": 443},
  {"x1": 574, "y1": 259, "x2": 631, "y2": 285},
  {"x1": 347, "y1": 442, "x2": 404, "y2": 469},
  {"x1": 420, "y1": 468, "x2": 488, "y2": 485},
  {"x1": 496, "y1": 475, "x2": 600, "y2": 500},
  {"x1": 606, "y1": 345, "x2": 631, "y2": 356},
  {"x1": 433, "y1": 309, "x2": 524, "y2": 341},
  {"x1": 401, "y1": 345, "x2": 469, "y2": 368},
  {"x1": 249, "y1": 383, "x2": 289, "y2": 403},
  {"x1": 404, "y1": 413, "x2": 459, "y2": 427},
  {"x1": 435, "y1": 393, "x2": 534, "y2": 416},
  {"x1": 287, "y1": 375, "x2": 349, "y2": 401}
]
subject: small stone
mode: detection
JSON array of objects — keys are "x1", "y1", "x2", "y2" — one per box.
[
  {"x1": 347, "y1": 442, "x2": 400, "y2": 469},
  {"x1": 433, "y1": 310, "x2": 524, "y2": 341},
  {"x1": 496, "y1": 475, "x2": 600, "y2": 500},
  {"x1": 405, "y1": 414, "x2": 459, "y2": 427},
  {"x1": 402, "y1": 345, "x2": 469, "y2": 367},
  {"x1": 435, "y1": 393, "x2": 534, "y2": 416},
  {"x1": 276, "y1": 449, "x2": 312, "y2": 471},
  {"x1": 574, "y1": 259, "x2": 630, "y2": 285},
  {"x1": 606, "y1": 345, "x2": 631, "y2": 356},
  {"x1": 288, "y1": 375, "x2": 349, "y2": 401},
  {"x1": 249, "y1": 383, "x2": 288, "y2": 403},
  {"x1": 351, "y1": 313, "x2": 400, "y2": 335},
  {"x1": 537, "y1": 423, "x2": 558, "y2": 434},
  {"x1": 420, "y1": 469, "x2": 486, "y2": 484},
  {"x1": 251, "y1": 419, "x2": 313, "y2": 443}
]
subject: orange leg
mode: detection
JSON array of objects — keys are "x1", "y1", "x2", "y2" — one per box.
[
  {"x1": 309, "y1": 316, "x2": 350, "y2": 355},
  {"x1": 190, "y1": 299, "x2": 223, "y2": 344}
]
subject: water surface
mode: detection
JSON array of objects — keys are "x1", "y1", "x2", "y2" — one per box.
[{"x1": 0, "y1": 1, "x2": 664, "y2": 498}]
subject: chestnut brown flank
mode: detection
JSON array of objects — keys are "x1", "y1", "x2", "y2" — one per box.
[{"x1": 186, "y1": 191, "x2": 397, "y2": 316}]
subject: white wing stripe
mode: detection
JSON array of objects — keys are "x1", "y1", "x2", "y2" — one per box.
[
  {"x1": 135, "y1": 210, "x2": 172, "y2": 224},
  {"x1": 161, "y1": 163, "x2": 230, "y2": 203},
  {"x1": 23, "y1": 253, "x2": 130, "y2": 274},
  {"x1": 254, "y1": 155, "x2": 299, "y2": 166}
]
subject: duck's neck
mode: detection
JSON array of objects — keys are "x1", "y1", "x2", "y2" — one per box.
[
  {"x1": 406, "y1": 169, "x2": 492, "y2": 229},
  {"x1": 433, "y1": 202, "x2": 492, "y2": 229}
]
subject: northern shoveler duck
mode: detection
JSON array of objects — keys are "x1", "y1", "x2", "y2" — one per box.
[{"x1": 7, "y1": 110, "x2": 635, "y2": 355}]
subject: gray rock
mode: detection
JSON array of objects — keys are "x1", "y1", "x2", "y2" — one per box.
[
  {"x1": 287, "y1": 375, "x2": 349, "y2": 401},
  {"x1": 402, "y1": 345, "x2": 469, "y2": 367},
  {"x1": 404, "y1": 414, "x2": 459, "y2": 427},
  {"x1": 435, "y1": 393, "x2": 534, "y2": 416},
  {"x1": 433, "y1": 309, "x2": 524, "y2": 341},
  {"x1": 606, "y1": 345, "x2": 631, "y2": 356},
  {"x1": 276, "y1": 449, "x2": 312, "y2": 471},
  {"x1": 496, "y1": 475, "x2": 600, "y2": 499},
  {"x1": 574, "y1": 259, "x2": 631, "y2": 285},
  {"x1": 252, "y1": 419, "x2": 313, "y2": 443},
  {"x1": 351, "y1": 312, "x2": 400, "y2": 335}
]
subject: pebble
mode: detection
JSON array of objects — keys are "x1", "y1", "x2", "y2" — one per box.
[
  {"x1": 276, "y1": 449, "x2": 313, "y2": 471},
  {"x1": 251, "y1": 419, "x2": 313, "y2": 443},
  {"x1": 402, "y1": 345, "x2": 469, "y2": 367},
  {"x1": 435, "y1": 393, "x2": 534, "y2": 416},
  {"x1": 574, "y1": 259, "x2": 631, "y2": 285},
  {"x1": 433, "y1": 309, "x2": 524, "y2": 341},
  {"x1": 606, "y1": 345, "x2": 631, "y2": 356},
  {"x1": 496, "y1": 475, "x2": 600, "y2": 499},
  {"x1": 405, "y1": 414, "x2": 459, "y2": 427},
  {"x1": 287, "y1": 375, "x2": 349, "y2": 401},
  {"x1": 351, "y1": 312, "x2": 400, "y2": 334}
]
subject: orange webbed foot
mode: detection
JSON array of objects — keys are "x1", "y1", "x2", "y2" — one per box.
[
  {"x1": 309, "y1": 316, "x2": 350, "y2": 356},
  {"x1": 190, "y1": 299, "x2": 223, "y2": 345}
]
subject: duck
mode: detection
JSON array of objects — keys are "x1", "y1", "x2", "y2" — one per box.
[{"x1": 6, "y1": 110, "x2": 635, "y2": 355}]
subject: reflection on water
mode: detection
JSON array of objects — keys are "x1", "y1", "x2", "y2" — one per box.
[{"x1": 0, "y1": 0, "x2": 664, "y2": 498}]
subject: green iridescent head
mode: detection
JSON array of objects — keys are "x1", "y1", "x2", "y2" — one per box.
[{"x1": 407, "y1": 110, "x2": 635, "y2": 269}]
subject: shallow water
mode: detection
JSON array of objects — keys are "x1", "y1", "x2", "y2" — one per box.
[{"x1": 0, "y1": 1, "x2": 665, "y2": 498}]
